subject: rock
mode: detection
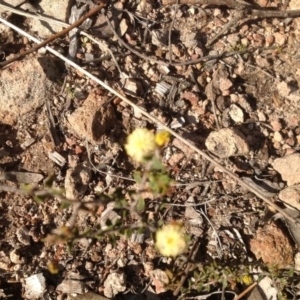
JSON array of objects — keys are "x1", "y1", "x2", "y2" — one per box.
[
  {"x1": 273, "y1": 32, "x2": 286, "y2": 46},
  {"x1": 118, "y1": 18, "x2": 128, "y2": 36},
  {"x1": 256, "y1": 0, "x2": 268, "y2": 6},
  {"x1": 69, "y1": 292, "x2": 110, "y2": 300},
  {"x1": 273, "y1": 131, "x2": 283, "y2": 143},
  {"x1": 290, "y1": 0, "x2": 300, "y2": 9},
  {"x1": 23, "y1": 273, "x2": 46, "y2": 299},
  {"x1": 270, "y1": 119, "x2": 282, "y2": 131},
  {"x1": 273, "y1": 153, "x2": 300, "y2": 186},
  {"x1": 237, "y1": 94, "x2": 253, "y2": 113},
  {"x1": 65, "y1": 163, "x2": 92, "y2": 200},
  {"x1": 219, "y1": 77, "x2": 233, "y2": 94},
  {"x1": 277, "y1": 81, "x2": 291, "y2": 97},
  {"x1": 265, "y1": 34, "x2": 274, "y2": 47},
  {"x1": 279, "y1": 184, "x2": 300, "y2": 210},
  {"x1": 136, "y1": 0, "x2": 153, "y2": 15},
  {"x1": 149, "y1": 269, "x2": 169, "y2": 294},
  {"x1": 172, "y1": 138, "x2": 195, "y2": 156},
  {"x1": 16, "y1": 226, "x2": 31, "y2": 245},
  {"x1": 255, "y1": 55, "x2": 271, "y2": 68},
  {"x1": 122, "y1": 78, "x2": 144, "y2": 97},
  {"x1": 103, "y1": 272, "x2": 126, "y2": 298},
  {"x1": 182, "y1": 91, "x2": 200, "y2": 106},
  {"x1": 67, "y1": 91, "x2": 116, "y2": 144},
  {"x1": 100, "y1": 202, "x2": 121, "y2": 230},
  {"x1": 205, "y1": 128, "x2": 249, "y2": 158},
  {"x1": 27, "y1": 0, "x2": 70, "y2": 39},
  {"x1": 295, "y1": 252, "x2": 300, "y2": 271},
  {"x1": 10, "y1": 249, "x2": 23, "y2": 264},
  {"x1": 180, "y1": 30, "x2": 197, "y2": 49},
  {"x1": 228, "y1": 104, "x2": 244, "y2": 123},
  {"x1": 56, "y1": 279, "x2": 87, "y2": 294},
  {"x1": 0, "y1": 251, "x2": 11, "y2": 271},
  {"x1": 0, "y1": 57, "x2": 60, "y2": 125},
  {"x1": 249, "y1": 222, "x2": 293, "y2": 268},
  {"x1": 258, "y1": 277, "x2": 278, "y2": 300},
  {"x1": 168, "y1": 152, "x2": 185, "y2": 167},
  {"x1": 257, "y1": 110, "x2": 267, "y2": 121},
  {"x1": 91, "y1": 2, "x2": 123, "y2": 38},
  {"x1": 0, "y1": 0, "x2": 24, "y2": 12}
]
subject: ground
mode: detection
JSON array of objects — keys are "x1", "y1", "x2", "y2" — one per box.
[{"x1": 0, "y1": 0, "x2": 300, "y2": 299}]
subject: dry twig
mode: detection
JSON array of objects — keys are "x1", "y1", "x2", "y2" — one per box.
[
  {"x1": 0, "y1": 1, "x2": 107, "y2": 68},
  {"x1": 173, "y1": 237, "x2": 201, "y2": 296}
]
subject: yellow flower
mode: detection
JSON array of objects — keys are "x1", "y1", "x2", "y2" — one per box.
[
  {"x1": 125, "y1": 128, "x2": 156, "y2": 163},
  {"x1": 155, "y1": 130, "x2": 170, "y2": 147},
  {"x1": 242, "y1": 275, "x2": 253, "y2": 285},
  {"x1": 155, "y1": 223, "x2": 187, "y2": 257}
]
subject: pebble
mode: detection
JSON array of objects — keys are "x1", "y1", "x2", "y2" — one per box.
[
  {"x1": 277, "y1": 81, "x2": 291, "y2": 97},
  {"x1": 229, "y1": 104, "x2": 244, "y2": 123},
  {"x1": 270, "y1": 120, "x2": 282, "y2": 131},
  {"x1": 273, "y1": 131, "x2": 283, "y2": 142},
  {"x1": 273, "y1": 141, "x2": 281, "y2": 149},
  {"x1": 279, "y1": 184, "x2": 300, "y2": 210},
  {"x1": 273, "y1": 153, "x2": 300, "y2": 186},
  {"x1": 273, "y1": 32, "x2": 286, "y2": 45},
  {"x1": 205, "y1": 128, "x2": 249, "y2": 158}
]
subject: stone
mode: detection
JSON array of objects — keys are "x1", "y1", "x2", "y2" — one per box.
[
  {"x1": 228, "y1": 104, "x2": 244, "y2": 123},
  {"x1": 27, "y1": 0, "x2": 70, "y2": 39},
  {"x1": 90, "y1": 2, "x2": 123, "y2": 38},
  {"x1": 219, "y1": 77, "x2": 233, "y2": 94},
  {"x1": 249, "y1": 222, "x2": 293, "y2": 268},
  {"x1": 149, "y1": 269, "x2": 169, "y2": 294},
  {"x1": 65, "y1": 163, "x2": 92, "y2": 200},
  {"x1": 16, "y1": 226, "x2": 30, "y2": 245},
  {"x1": 182, "y1": 91, "x2": 200, "y2": 106},
  {"x1": 0, "y1": 0, "x2": 24, "y2": 12},
  {"x1": 56, "y1": 279, "x2": 87, "y2": 294},
  {"x1": 205, "y1": 128, "x2": 249, "y2": 158},
  {"x1": 277, "y1": 81, "x2": 291, "y2": 97},
  {"x1": 103, "y1": 272, "x2": 126, "y2": 298},
  {"x1": 67, "y1": 91, "x2": 116, "y2": 144},
  {"x1": 23, "y1": 273, "x2": 46, "y2": 299},
  {"x1": 279, "y1": 184, "x2": 300, "y2": 210},
  {"x1": 273, "y1": 131, "x2": 283, "y2": 142},
  {"x1": 273, "y1": 32, "x2": 286, "y2": 46},
  {"x1": 0, "y1": 57, "x2": 61, "y2": 125},
  {"x1": 273, "y1": 153, "x2": 300, "y2": 186},
  {"x1": 270, "y1": 119, "x2": 282, "y2": 131}
]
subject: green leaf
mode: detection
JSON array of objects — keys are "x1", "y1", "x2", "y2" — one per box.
[{"x1": 136, "y1": 197, "x2": 145, "y2": 212}]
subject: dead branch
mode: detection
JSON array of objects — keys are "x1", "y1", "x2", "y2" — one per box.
[{"x1": 0, "y1": 1, "x2": 107, "y2": 68}]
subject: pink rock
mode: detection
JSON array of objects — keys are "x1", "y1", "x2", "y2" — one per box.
[
  {"x1": 270, "y1": 120, "x2": 282, "y2": 131},
  {"x1": 273, "y1": 32, "x2": 286, "y2": 46},
  {"x1": 181, "y1": 91, "x2": 200, "y2": 106},
  {"x1": 265, "y1": 34, "x2": 274, "y2": 47},
  {"x1": 219, "y1": 78, "x2": 233, "y2": 93},
  {"x1": 273, "y1": 153, "x2": 300, "y2": 186},
  {"x1": 168, "y1": 152, "x2": 185, "y2": 167}
]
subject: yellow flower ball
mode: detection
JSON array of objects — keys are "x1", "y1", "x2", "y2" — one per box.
[
  {"x1": 155, "y1": 130, "x2": 171, "y2": 147},
  {"x1": 125, "y1": 128, "x2": 156, "y2": 163},
  {"x1": 155, "y1": 223, "x2": 187, "y2": 257},
  {"x1": 242, "y1": 275, "x2": 253, "y2": 285}
]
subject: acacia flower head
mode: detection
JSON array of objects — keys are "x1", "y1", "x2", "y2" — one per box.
[
  {"x1": 155, "y1": 223, "x2": 187, "y2": 257},
  {"x1": 125, "y1": 128, "x2": 156, "y2": 163},
  {"x1": 155, "y1": 130, "x2": 170, "y2": 147}
]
